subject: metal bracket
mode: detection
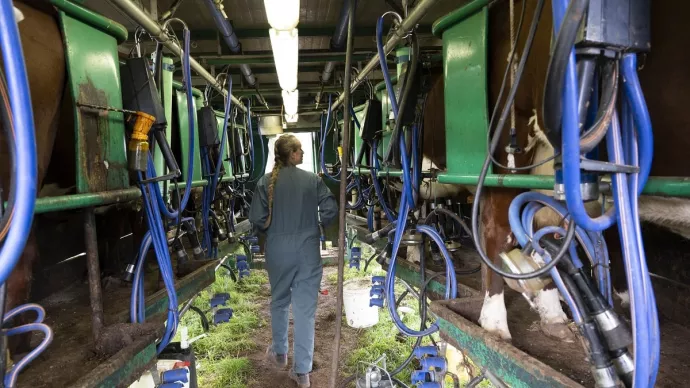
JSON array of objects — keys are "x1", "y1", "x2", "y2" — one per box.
[{"x1": 580, "y1": 157, "x2": 639, "y2": 174}]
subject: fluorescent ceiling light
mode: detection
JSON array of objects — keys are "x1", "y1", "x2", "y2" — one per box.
[
  {"x1": 282, "y1": 89, "x2": 299, "y2": 116},
  {"x1": 285, "y1": 113, "x2": 299, "y2": 123},
  {"x1": 269, "y1": 28, "x2": 299, "y2": 92},
  {"x1": 264, "y1": 0, "x2": 300, "y2": 30}
]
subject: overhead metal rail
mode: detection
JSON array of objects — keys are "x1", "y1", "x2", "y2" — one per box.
[{"x1": 107, "y1": 0, "x2": 247, "y2": 113}]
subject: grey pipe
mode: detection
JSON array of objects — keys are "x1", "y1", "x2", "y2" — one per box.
[
  {"x1": 317, "y1": 0, "x2": 356, "y2": 107},
  {"x1": 108, "y1": 0, "x2": 246, "y2": 113},
  {"x1": 330, "y1": 0, "x2": 439, "y2": 112},
  {"x1": 203, "y1": 0, "x2": 257, "y2": 86}
]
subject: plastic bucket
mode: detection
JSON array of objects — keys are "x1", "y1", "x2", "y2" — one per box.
[{"x1": 343, "y1": 278, "x2": 380, "y2": 328}]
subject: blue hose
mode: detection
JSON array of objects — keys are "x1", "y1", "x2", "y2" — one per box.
[
  {"x1": 384, "y1": 189, "x2": 457, "y2": 337},
  {"x1": 178, "y1": 27, "x2": 195, "y2": 211},
  {"x1": 370, "y1": 139, "x2": 396, "y2": 222},
  {"x1": 552, "y1": 0, "x2": 616, "y2": 232},
  {"x1": 4, "y1": 322, "x2": 52, "y2": 388},
  {"x1": 367, "y1": 204, "x2": 375, "y2": 232},
  {"x1": 376, "y1": 15, "x2": 398, "y2": 118},
  {"x1": 607, "y1": 112, "x2": 653, "y2": 387},
  {"x1": 320, "y1": 95, "x2": 342, "y2": 182},
  {"x1": 201, "y1": 150, "x2": 213, "y2": 253},
  {"x1": 131, "y1": 231, "x2": 152, "y2": 324},
  {"x1": 398, "y1": 130, "x2": 415, "y2": 209},
  {"x1": 619, "y1": 56, "x2": 660, "y2": 384},
  {"x1": 138, "y1": 171, "x2": 179, "y2": 354},
  {"x1": 210, "y1": 77, "x2": 233, "y2": 197},
  {"x1": 0, "y1": 0, "x2": 38, "y2": 287},
  {"x1": 508, "y1": 192, "x2": 600, "y2": 271}
]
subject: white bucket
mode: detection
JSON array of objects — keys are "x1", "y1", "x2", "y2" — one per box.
[{"x1": 343, "y1": 278, "x2": 380, "y2": 329}]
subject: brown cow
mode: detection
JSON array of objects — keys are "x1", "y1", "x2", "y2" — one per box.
[
  {"x1": 474, "y1": 0, "x2": 690, "y2": 341},
  {"x1": 0, "y1": 2, "x2": 66, "y2": 353}
]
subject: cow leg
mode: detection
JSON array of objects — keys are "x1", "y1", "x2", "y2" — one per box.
[
  {"x1": 478, "y1": 190, "x2": 513, "y2": 340},
  {"x1": 534, "y1": 284, "x2": 575, "y2": 342}
]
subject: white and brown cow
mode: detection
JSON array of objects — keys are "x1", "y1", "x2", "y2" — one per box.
[{"x1": 475, "y1": 0, "x2": 690, "y2": 341}]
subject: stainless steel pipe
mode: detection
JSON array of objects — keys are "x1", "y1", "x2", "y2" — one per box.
[
  {"x1": 329, "y1": 0, "x2": 440, "y2": 112},
  {"x1": 107, "y1": 0, "x2": 247, "y2": 113}
]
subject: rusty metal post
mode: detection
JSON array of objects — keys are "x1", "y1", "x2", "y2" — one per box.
[
  {"x1": 329, "y1": 0, "x2": 356, "y2": 387},
  {"x1": 84, "y1": 208, "x2": 104, "y2": 342}
]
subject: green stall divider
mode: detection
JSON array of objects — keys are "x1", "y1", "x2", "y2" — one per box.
[
  {"x1": 434, "y1": 5, "x2": 490, "y2": 176},
  {"x1": 154, "y1": 56, "x2": 175, "y2": 189},
  {"x1": 59, "y1": 11, "x2": 129, "y2": 194},
  {"x1": 175, "y1": 90, "x2": 202, "y2": 181},
  {"x1": 215, "y1": 110, "x2": 234, "y2": 177}
]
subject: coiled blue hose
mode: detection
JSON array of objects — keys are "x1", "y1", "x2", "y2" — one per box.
[
  {"x1": 0, "y1": 0, "x2": 38, "y2": 288},
  {"x1": 508, "y1": 192, "x2": 598, "y2": 269},
  {"x1": 3, "y1": 321, "x2": 52, "y2": 388}
]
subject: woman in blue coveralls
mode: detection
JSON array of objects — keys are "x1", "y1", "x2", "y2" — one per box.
[{"x1": 249, "y1": 134, "x2": 338, "y2": 388}]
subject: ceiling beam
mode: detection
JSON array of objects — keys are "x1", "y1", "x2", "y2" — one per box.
[
  {"x1": 233, "y1": 85, "x2": 342, "y2": 96},
  {"x1": 198, "y1": 51, "x2": 379, "y2": 66},
  {"x1": 128, "y1": 24, "x2": 433, "y2": 41}
]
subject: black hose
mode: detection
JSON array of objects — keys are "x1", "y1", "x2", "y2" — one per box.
[
  {"x1": 0, "y1": 71, "x2": 16, "y2": 241},
  {"x1": 384, "y1": 33, "x2": 419, "y2": 166},
  {"x1": 447, "y1": 371, "x2": 461, "y2": 388},
  {"x1": 471, "y1": 0, "x2": 579, "y2": 280},
  {"x1": 578, "y1": 60, "x2": 618, "y2": 154},
  {"x1": 466, "y1": 374, "x2": 486, "y2": 388},
  {"x1": 189, "y1": 306, "x2": 210, "y2": 332},
  {"x1": 542, "y1": 0, "x2": 590, "y2": 147},
  {"x1": 363, "y1": 252, "x2": 380, "y2": 272},
  {"x1": 576, "y1": 57, "x2": 596, "y2": 128},
  {"x1": 220, "y1": 264, "x2": 237, "y2": 282}
]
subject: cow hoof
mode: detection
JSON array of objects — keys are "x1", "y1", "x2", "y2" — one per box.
[
  {"x1": 540, "y1": 321, "x2": 575, "y2": 342},
  {"x1": 485, "y1": 327, "x2": 512, "y2": 341}
]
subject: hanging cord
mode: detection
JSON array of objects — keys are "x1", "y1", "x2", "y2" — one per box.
[{"x1": 470, "y1": 0, "x2": 580, "y2": 281}]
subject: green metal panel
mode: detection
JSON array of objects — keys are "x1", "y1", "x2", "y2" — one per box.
[
  {"x1": 437, "y1": 174, "x2": 690, "y2": 197},
  {"x1": 141, "y1": 261, "x2": 217, "y2": 319},
  {"x1": 154, "y1": 57, "x2": 174, "y2": 190},
  {"x1": 69, "y1": 335, "x2": 157, "y2": 388},
  {"x1": 376, "y1": 89, "x2": 393, "y2": 159},
  {"x1": 215, "y1": 111, "x2": 233, "y2": 176},
  {"x1": 50, "y1": 0, "x2": 128, "y2": 44},
  {"x1": 175, "y1": 90, "x2": 202, "y2": 181},
  {"x1": 432, "y1": 0, "x2": 492, "y2": 37},
  {"x1": 172, "y1": 80, "x2": 204, "y2": 98},
  {"x1": 439, "y1": 6, "x2": 490, "y2": 176},
  {"x1": 350, "y1": 104, "x2": 368, "y2": 168},
  {"x1": 432, "y1": 301, "x2": 582, "y2": 388},
  {"x1": 59, "y1": 12, "x2": 129, "y2": 194}
]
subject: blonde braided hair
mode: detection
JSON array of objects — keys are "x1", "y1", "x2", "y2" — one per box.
[{"x1": 264, "y1": 134, "x2": 301, "y2": 228}]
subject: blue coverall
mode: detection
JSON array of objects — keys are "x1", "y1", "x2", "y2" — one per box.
[{"x1": 249, "y1": 166, "x2": 338, "y2": 374}]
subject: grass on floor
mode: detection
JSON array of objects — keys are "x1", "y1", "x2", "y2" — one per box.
[
  {"x1": 173, "y1": 246, "x2": 268, "y2": 388},
  {"x1": 328, "y1": 242, "x2": 491, "y2": 387}
]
